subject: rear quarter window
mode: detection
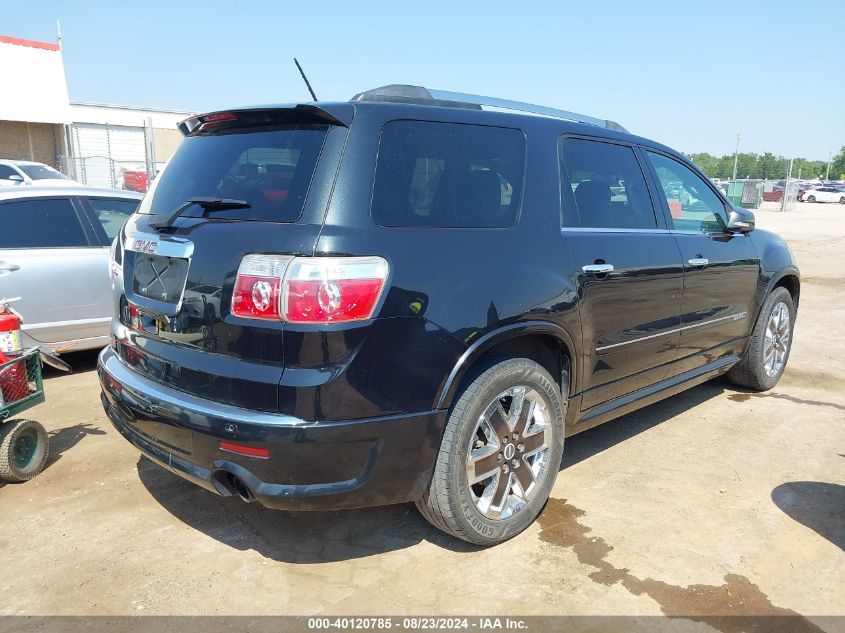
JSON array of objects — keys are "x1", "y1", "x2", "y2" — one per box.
[{"x1": 371, "y1": 121, "x2": 525, "y2": 228}]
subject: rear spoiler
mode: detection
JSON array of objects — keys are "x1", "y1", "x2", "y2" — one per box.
[{"x1": 177, "y1": 103, "x2": 353, "y2": 136}]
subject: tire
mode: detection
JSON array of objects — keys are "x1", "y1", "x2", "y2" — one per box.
[
  {"x1": 416, "y1": 357, "x2": 567, "y2": 545},
  {"x1": 807, "y1": 195, "x2": 816, "y2": 203},
  {"x1": 727, "y1": 287, "x2": 795, "y2": 391},
  {"x1": 839, "y1": 197, "x2": 845, "y2": 204},
  {"x1": 0, "y1": 419, "x2": 49, "y2": 482}
]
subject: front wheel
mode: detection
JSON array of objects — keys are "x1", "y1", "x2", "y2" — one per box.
[
  {"x1": 0, "y1": 419, "x2": 49, "y2": 482},
  {"x1": 416, "y1": 358, "x2": 566, "y2": 545},
  {"x1": 807, "y1": 195, "x2": 816, "y2": 203},
  {"x1": 839, "y1": 197, "x2": 845, "y2": 204},
  {"x1": 727, "y1": 287, "x2": 795, "y2": 391}
]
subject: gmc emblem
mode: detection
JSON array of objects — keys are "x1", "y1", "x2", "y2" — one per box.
[{"x1": 133, "y1": 239, "x2": 158, "y2": 254}]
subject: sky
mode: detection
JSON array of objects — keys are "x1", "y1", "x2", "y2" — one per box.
[{"x1": 3, "y1": 0, "x2": 842, "y2": 161}]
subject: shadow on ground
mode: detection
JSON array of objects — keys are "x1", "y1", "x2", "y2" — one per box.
[
  {"x1": 44, "y1": 422, "x2": 106, "y2": 471},
  {"x1": 136, "y1": 378, "x2": 740, "y2": 563},
  {"x1": 137, "y1": 455, "x2": 480, "y2": 563},
  {"x1": 41, "y1": 348, "x2": 101, "y2": 380},
  {"x1": 771, "y1": 481, "x2": 845, "y2": 551},
  {"x1": 561, "y1": 378, "x2": 727, "y2": 470}
]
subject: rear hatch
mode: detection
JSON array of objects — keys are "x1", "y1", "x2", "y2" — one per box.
[{"x1": 115, "y1": 105, "x2": 351, "y2": 413}]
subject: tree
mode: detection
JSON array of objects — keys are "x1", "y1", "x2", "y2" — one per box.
[
  {"x1": 687, "y1": 150, "x2": 835, "y2": 180},
  {"x1": 829, "y1": 145, "x2": 845, "y2": 180},
  {"x1": 687, "y1": 152, "x2": 719, "y2": 176}
]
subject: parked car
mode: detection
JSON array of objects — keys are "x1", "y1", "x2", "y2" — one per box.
[
  {"x1": 121, "y1": 167, "x2": 149, "y2": 193},
  {"x1": 98, "y1": 85, "x2": 800, "y2": 545},
  {"x1": 0, "y1": 160, "x2": 77, "y2": 187},
  {"x1": 0, "y1": 187, "x2": 142, "y2": 351},
  {"x1": 798, "y1": 186, "x2": 845, "y2": 203},
  {"x1": 762, "y1": 186, "x2": 784, "y2": 202}
]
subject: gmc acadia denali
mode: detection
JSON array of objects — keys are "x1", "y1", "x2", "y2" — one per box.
[{"x1": 99, "y1": 85, "x2": 799, "y2": 545}]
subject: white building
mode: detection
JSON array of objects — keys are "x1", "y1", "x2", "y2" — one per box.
[
  {"x1": 0, "y1": 35, "x2": 72, "y2": 168},
  {"x1": 68, "y1": 102, "x2": 191, "y2": 189},
  {"x1": 0, "y1": 32, "x2": 192, "y2": 190}
]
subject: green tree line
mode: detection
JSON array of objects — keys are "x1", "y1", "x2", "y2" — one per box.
[{"x1": 687, "y1": 146, "x2": 845, "y2": 180}]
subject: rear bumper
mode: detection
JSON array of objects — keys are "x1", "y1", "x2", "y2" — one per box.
[{"x1": 98, "y1": 346, "x2": 447, "y2": 510}]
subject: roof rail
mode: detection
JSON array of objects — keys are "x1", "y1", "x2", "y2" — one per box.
[{"x1": 350, "y1": 84, "x2": 629, "y2": 133}]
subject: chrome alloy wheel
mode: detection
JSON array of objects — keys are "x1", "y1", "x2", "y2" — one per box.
[
  {"x1": 466, "y1": 386, "x2": 552, "y2": 520},
  {"x1": 763, "y1": 301, "x2": 791, "y2": 377}
]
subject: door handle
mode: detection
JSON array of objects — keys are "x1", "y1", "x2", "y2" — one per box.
[
  {"x1": 687, "y1": 258, "x2": 709, "y2": 268},
  {"x1": 0, "y1": 262, "x2": 20, "y2": 274},
  {"x1": 582, "y1": 263, "x2": 614, "y2": 274}
]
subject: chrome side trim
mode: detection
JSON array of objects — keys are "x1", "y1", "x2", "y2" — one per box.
[
  {"x1": 22, "y1": 316, "x2": 111, "y2": 330},
  {"x1": 596, "y1": 312, "x2": 747, "y2": 352},
  {"x1": 562, "y1": 227, "x2": 671, "y2": 235}
]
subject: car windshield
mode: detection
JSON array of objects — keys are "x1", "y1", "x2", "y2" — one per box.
[{"x1": 18, "y1": 164, "x2": 71, "y2": 180}]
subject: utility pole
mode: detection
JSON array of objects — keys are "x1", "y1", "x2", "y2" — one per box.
[
  {"x1": 781, "y1": 158, "x2": 793, "y2": 213},
  {"x1": 826, "y1": 150, "x2": 832, "y2": 180},
  {"x1": 732, "y1": 132, "x2": 741, "y2": 180}
]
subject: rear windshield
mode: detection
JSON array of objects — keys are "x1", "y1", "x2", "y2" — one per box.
[
  {"x1": 143, "y1": 124, "x2": 329, "y2": 222},
  {"x1": 18, "y1": 164, "x2": 70, "y2": 180},
  {"x1": 371, "y1": 121, "x2": 525, "y2": 228}
]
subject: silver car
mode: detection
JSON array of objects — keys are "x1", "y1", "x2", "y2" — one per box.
[{"x1": 0, "y1": 187, "x2": 142, "y2": 351}]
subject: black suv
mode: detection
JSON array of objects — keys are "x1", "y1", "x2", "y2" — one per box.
[{"x1": 99, "y1": 85, "x2": 799, "y2": 545}]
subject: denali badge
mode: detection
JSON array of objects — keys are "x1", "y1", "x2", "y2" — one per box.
[{"x1": 133, "y1": 239, "x2": 158, "y2": 254}]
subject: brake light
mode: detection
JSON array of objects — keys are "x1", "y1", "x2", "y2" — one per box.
[
  {"x1": 231, "y1": 255, "x2": 389, "y2": 323},
  {"x1": 202, "y1": 112, "x2": 237, "y2": 124},
  {"x1": 282, "y1": 257, "x2": 389, "y2": 323},
  {"x1": 231, "y1": 255, "x2": 290, "y2": 319}
]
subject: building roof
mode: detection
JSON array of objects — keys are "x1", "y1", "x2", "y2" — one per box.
[
  {"x1": 69, "y1": 102, "x2": 193, "y2": 128},
  {"x1": 0, "y1": 35, "x2": 60, "y2": 51},
  {"x1": 0, "y1": 34, "x2": 71, "y2": 124}
]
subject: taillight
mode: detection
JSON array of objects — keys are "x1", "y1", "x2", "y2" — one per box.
[
  {"x1": 282, "y1": 257, "x2": 389, "y2": 323},
  {"x1": 231, "y1": 255, "x2": 389, "y2": 323},
  {"x1": 231, "y1": 255, "x2": 291, "y2": 320},
  {"x1": 108, "y1": 237, "x2": 121, "y2": 281}
]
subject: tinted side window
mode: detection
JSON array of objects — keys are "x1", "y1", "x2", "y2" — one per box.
[
  {"x1": 560, "y1": 138, "x2": 656, "y2": 229},
  {"x1": 646, "y1": 152, "x2": 727, "y2": 232},
  {"x1": 372, "y1": 121, "x2": 525, "y2": 228},
  {"x1": 0, "y1": 199, "x2": 88, "y2": 248},
  {"x1": 87, "y1": 197, "x2": 140, "y2": 240}
]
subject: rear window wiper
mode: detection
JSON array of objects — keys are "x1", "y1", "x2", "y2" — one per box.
[{"x1": 149, "y1": 197, "x2": 251, "y2": 230}]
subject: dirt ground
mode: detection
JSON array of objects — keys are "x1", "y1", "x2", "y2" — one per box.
[{"x1": 1, "y1": 202, "x2": 842, "y2": 628}]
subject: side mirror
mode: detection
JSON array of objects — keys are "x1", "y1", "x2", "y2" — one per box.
[
  {"x1": 727, "y1": 206, "x2": 755, "y2": 233},
  {"x1": 7, "y1": 174, "x2": 23, "y2": 183}
]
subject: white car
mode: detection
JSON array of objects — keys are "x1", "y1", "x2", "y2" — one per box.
[
  {"x1": 0, "y1": 186, "x2": 142, "y2": 351},
  {"x1": 799, "y1": 186, "x2": 845, "y2": 204},
  {"x1": 0, "y1": 159, "x2": 78, "y2": 187}
]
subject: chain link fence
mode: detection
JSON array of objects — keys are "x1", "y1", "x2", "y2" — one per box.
[{"x1": 60, "y1": 155, "x2": 150, "y2": 192}]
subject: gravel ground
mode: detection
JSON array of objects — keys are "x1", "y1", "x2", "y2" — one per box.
[{"x1": 0, "y1": 202, "x2": 842, "y2": 630}]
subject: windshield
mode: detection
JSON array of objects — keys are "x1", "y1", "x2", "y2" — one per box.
[
  {"x1": 19, "y1": 164, "x2": 71, "y2": 180},
  {"x1": 142, "y1": 124, "x2": 329, "y2": 222}
]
